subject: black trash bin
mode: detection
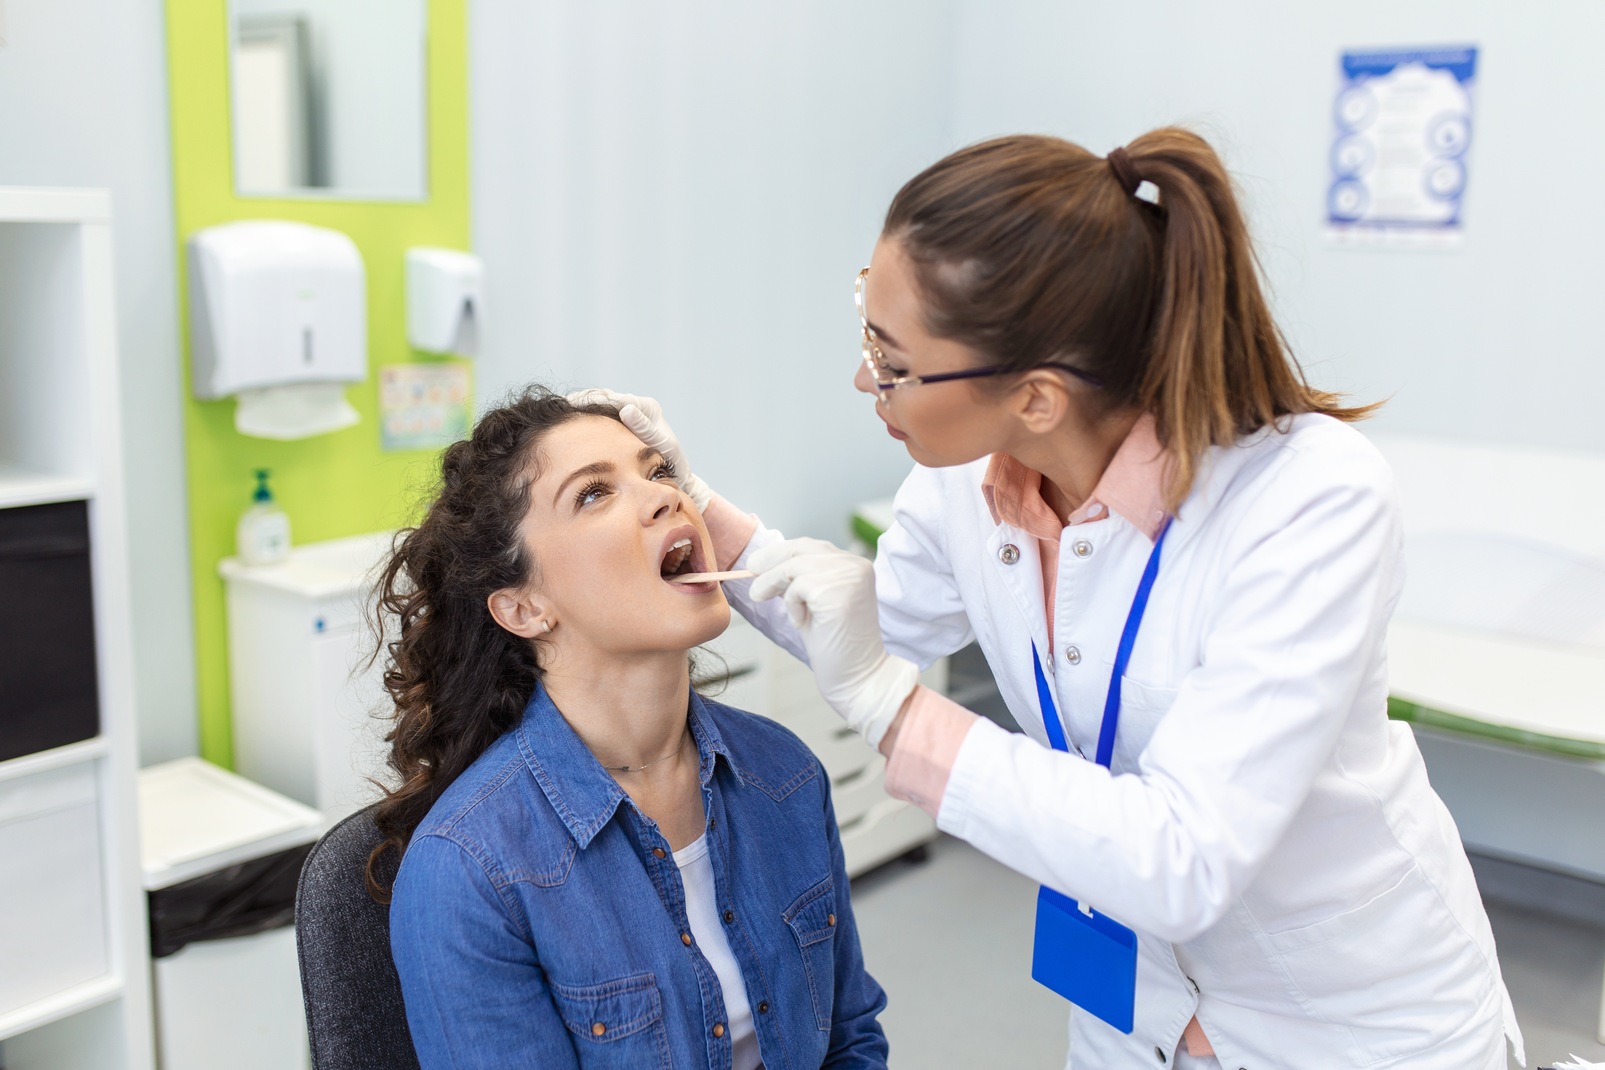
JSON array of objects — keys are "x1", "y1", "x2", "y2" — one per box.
[
  {"x1": 148, "y1": 843, "x2": 314, "y2": 960},
  {"x1": 140, "y1": 758, "x2": 326, "y2": 1070}
]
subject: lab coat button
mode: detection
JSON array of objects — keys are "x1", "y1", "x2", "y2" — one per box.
[
  {"x1": 1064, "y1": 645, "x2": 1082, "y2": 666},
  {"x1": 999, "y1": 544, "x2": 1020, "y2": 565},
  {"x1": 1072, "y1": 538, "x2": 1093, "y2": 558},
  {"x1": 1154, "y1": 1046, "x2": 1167, "y2": 1063}
]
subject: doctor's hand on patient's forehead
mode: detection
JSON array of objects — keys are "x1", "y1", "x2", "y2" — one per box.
[{"x1": 565, "y1": 388, "x2": 713, "y2": 510}]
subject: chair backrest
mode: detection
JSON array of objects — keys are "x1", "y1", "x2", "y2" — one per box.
[{"x1": 295, "y1": 804, "x2": 420, "y2": 1070}]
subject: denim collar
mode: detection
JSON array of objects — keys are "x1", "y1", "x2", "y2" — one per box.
[{"x1": 517, "y1": 680, "x2": 734, "y2": 849}]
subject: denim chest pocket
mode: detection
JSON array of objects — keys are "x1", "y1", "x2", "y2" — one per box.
[
  {"x1": 784, "y1": 876, "x2": 837, "y2": 1031},
  {"x1": 548, "y1": 973, "x2": 672, "y2": 1069}
]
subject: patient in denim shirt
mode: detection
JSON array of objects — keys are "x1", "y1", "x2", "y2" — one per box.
[{"x1": 371, "y1": 388, "x2": 888, "y2": 1069}]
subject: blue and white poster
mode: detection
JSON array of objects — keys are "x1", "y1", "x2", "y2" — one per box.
[{"x1": 1327, "y1": 46, "x2": 1477, "y2": 246}]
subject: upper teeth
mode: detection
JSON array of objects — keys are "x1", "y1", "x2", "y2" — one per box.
[{"x1": 662, "y1": 538, "x2": 694, "y2": 576}]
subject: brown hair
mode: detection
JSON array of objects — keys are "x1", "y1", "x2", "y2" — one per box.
[
  {"x1": 883, "y1": 128, "x2": 1377, "y2": 511},
  {"x1": 363, "y1": 387, "x2": 621, "y2": 901}
]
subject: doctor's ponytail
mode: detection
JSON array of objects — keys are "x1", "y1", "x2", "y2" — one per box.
[{"x1": 884, "y1": 128, "x2": 1376, "y2": 512}]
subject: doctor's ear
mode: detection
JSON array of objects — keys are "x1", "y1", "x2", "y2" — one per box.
[
  {"x1": 1010, "y1": 369, "x2": 1076, "y2": 436},
  {"x1": 487, "y1": 588, "x2": 550, "y2": 640}
]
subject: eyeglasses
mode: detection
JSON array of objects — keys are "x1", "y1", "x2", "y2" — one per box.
[{"x1": 855, "y1": 266, "x2": 1103, "y2": 393}]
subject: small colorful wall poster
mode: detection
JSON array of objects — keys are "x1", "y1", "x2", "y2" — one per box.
[
  {"x1": 1327, "y1": 46, "x2": 1477, "y2": 247},
  {"x1": 379, "y1": 362, "x2": 472, "y2": 451}
]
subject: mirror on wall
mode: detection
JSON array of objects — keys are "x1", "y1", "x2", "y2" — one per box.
[{"x1": 229, "y1": 0, "x2": 428, "y2": 201}]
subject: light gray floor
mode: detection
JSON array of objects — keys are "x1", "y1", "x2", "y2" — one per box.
[{"x1": 849, "y1": 835, "x2": 1605, "y2": 1069}]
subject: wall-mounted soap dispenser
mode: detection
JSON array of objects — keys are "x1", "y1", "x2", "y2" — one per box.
[
  {"x1": 406, "y1": 247, "x2": 483, "y2": 356},
  {"x1": 189, "y1": 220, "x2": 367, "y2": 439}
]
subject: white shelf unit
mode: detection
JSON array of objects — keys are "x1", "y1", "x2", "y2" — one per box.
[{"x1": 0, "y1": 188, "x2": 156, "y2": 1068}]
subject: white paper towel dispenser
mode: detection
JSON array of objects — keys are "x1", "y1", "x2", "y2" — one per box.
[
  {"x1": 189, "y1": 220, "x2": 366, "y2": 440},
  {"x1": 406, "y1": 247, "x2": 482, "y2": 356}
]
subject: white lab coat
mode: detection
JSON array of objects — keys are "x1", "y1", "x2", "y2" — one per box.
[{"x1": 725, "y1": 414, "x2": 1523, "y2": 1070}]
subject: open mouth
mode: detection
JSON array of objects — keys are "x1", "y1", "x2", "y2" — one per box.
[{"x1": 658, "y1": 527, "x2": 705, "y2": 581}]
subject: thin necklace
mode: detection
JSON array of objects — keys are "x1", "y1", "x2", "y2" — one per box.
[{"x1": 604, "y1": 726, "x2": 691, "y2": 773}]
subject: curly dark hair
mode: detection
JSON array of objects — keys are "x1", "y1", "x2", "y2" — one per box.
[{"x1": 364, "y1": 386, "x2": 622, "y2": 900}]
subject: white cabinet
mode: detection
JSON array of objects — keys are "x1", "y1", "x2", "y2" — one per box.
[
  {"x1": 0, "y1": 188, "x2": 155, "y2": 1068},
  {"x1": 221, "y1": 532, "x2": 396, "y2": 820}
]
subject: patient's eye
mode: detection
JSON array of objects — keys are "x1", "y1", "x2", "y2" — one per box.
[
  {"x1": 651, "y1": 461, "x2": 678, "y2": 482},
  {"x1": 573, "y1": 480, "x2": 611, "y2": 508}
]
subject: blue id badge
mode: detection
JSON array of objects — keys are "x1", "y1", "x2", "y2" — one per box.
[
  {"x1": 1031, "y1": 886, "x2": 1137, "y2": 1033},
  {"x1": 1026, "y1": 519, "x2": 1168, "y2": 1036}
]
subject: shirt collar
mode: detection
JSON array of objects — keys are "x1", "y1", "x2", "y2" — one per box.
[
  {"x1": 980, "y1": 412, "x2": 1169, "y2": 541},
  {"x1": 517, "y1": 681, "x2": 733, "y2": 849}
]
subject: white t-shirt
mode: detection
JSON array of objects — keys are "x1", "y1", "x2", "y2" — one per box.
[{"x1": 675, "y1": 834, "x2": 762, "y2": 1070}]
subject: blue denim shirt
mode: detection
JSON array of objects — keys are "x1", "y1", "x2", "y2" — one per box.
[{"x1": 390, "y1": 683, "x2": 889, "y2": 1070}]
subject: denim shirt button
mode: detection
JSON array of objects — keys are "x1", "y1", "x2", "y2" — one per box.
[
  {"x1": 757, "y1": 1001, "x2": 770, "y2": 1014},
  {"x1": 680, "y1": 932, "x2": 693, "y2": 946},
  {"x1": 591, "y1": 1023, "x2": 606, "y2": 1037},
  {"x1": 712, "y1": 1023, "x2": 726, "y2": 1038},
  {"x1": 723, "y1": 909, "x2": 735, "y2": 923},
  {"x1": 652, "y1": 847, "x2": 666, "y2": 859},
  {"x1": 827, "y1": 914, "x2": 836, "y2": 927}
]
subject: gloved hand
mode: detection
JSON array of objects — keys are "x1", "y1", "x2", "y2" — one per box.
[
  {"x1": 748, "y1": 538, "x2": 920, "y2": 749},
  {"x1": 567, "y1": 388, "x2": 714, "y2": 511}
]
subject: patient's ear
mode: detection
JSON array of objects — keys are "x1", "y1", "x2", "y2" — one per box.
[{"x1": 488, "y1": 588, "x2": 546, "y2": 639}]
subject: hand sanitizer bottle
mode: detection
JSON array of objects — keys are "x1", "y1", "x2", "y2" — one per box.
[{"x1": 237, "y1": 469, "x2": 291, "y2": 565}]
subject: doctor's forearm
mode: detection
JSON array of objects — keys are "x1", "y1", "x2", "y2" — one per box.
[{"x1": 880, "y1": 686, "x2": 978, "y2": 816}]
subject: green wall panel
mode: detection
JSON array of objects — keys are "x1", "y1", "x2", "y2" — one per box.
[{"x1": 165, "y1": 0, "x2": 472, "y2": 767}]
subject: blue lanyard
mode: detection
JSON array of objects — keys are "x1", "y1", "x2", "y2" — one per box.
[{"x1": 1031, "y1": 518, "x2": 1171, "y2": 768}]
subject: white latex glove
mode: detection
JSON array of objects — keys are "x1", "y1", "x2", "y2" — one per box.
[
  {"x1": 748, "y1": 538, "x2": 920, "y2": 749},
  {"x1": 567, "y1": 388, "x2": 713, "y2": 511}
]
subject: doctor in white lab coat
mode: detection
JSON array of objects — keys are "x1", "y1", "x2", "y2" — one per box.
[{"x1": 583, "y1": 128, "x2": 1523, "y2": 1069}]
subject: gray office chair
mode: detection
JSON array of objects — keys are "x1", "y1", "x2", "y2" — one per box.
[{"x1": 295, "y1": 804, "x2": 421, "y2": 1070}]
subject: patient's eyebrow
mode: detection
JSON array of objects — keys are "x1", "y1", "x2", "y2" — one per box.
[{"x1": 551, "y1": 447, "x2": 664, "y2": 507}]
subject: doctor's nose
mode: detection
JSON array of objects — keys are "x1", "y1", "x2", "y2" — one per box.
[{"x1": 853, "y1": 358, "x2": 879, "y2": 398}]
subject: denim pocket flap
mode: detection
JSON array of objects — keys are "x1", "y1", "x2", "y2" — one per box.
[
  {"x1": 551, "y1": 973, "x2": 664, "y2": 1042},
  {"x1": 784, "y1": 877, "x2": 837, "y2": 948}
]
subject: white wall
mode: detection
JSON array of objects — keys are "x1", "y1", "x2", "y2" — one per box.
[
  {"x1": 469, "y1": 0, "x2": 959, "y2": 540},
  {"x1": 0, "y1": 1, "x2": 1590, "y2": 769},
  {"x1": 0, "y1": 0, "x2": 198, "y2": 764},
  {"x1": 949, "y1": 0, "x2": 1605, "y2": 454}
]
